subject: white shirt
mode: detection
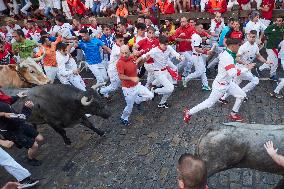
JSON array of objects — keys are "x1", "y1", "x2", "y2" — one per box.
[
  {"x1": 191, "y1": 33, "x2": 203, "y2": 54},
  {"x1": 143, "y1": 46, "x2": 181, "y2": 70},
  {"x1": 109, "y1": 43, "x2": 121, "y2": 64},
  {"x1": 237, "y1": 41, "x2": 260, "y2": 64},
  {"x1": 56, "y1": 51, "x2": 77, "y2": 77},
  {"x1": 210, "y1": 19, "x2": 225, "y2": 42},
  {"x1": 215, "y1": 50, "x2": 248, "y2": 85},
  {"x1": 52, "y1": 23, "x2": 73, "y2": 38},
  {"x1": 244, "y1": 21, "x2": 267, "y2": 39}
]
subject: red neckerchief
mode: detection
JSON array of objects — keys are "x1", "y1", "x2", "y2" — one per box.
[
  {"x1": 214, "y1": 19, "x2": 222, "y2": 28},
  {"x1": 115, "y1": 42, "x2": 121, "y2": 47}
]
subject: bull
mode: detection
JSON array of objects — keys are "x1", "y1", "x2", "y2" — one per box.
[
  {"x1": 196, "y1": 122, "x2": 284, "y2": 179},
  {"x1": 0, "y1": 57, "x2": 49, "y2": 88},
  {"x1": 7, "y1": 84, "x2": 111, "y2": 145}
]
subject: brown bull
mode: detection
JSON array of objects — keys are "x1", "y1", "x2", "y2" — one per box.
[{"x1": 0, "y1": 57, "x2": 49, "y2": 88}]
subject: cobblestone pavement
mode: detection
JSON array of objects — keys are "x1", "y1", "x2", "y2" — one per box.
[{"x1": 1, "y1": 77, "x2": 284, "y2": 189}]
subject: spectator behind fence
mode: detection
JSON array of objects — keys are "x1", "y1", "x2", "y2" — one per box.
[{"x1": 177, "y1": 153, "x2": 208, "y2": 189}]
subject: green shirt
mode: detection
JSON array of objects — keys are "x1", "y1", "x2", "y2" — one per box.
[
  {"x1": 12, "y1": 39, "x2": 37, "y2": 59},
  {"x1": 265, "y1": 24, "x2": 284, "y2": 49}
]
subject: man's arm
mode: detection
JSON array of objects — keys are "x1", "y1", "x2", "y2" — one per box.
[
  {"x1": 264, "y1": 141, "x2": 284, "y2": 167},
  {"x1": 102, "y1": 45, "x2": 111, "y2": 54},
  {"x1": 256, "y1": 53, "x2": 271, "y2": 64},
  {"x1": 0, "y1": 139, "x2": 14, "y2": 148}
]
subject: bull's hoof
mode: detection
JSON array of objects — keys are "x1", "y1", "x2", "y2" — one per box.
[{"x1": 64, "y1": 138, "x2": 72, "y2": 145}]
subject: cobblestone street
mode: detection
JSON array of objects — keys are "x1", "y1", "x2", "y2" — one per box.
[{"x1": 1, "y1": 79, "x2": 284, "y2": 189}]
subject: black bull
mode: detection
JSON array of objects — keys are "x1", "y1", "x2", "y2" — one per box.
[
  {"x1": 196, "y1": 122, "x2": 284, "y2": 180},
  {"x1": 7, "y1": 84, "x2": 111, "y2": 145}
]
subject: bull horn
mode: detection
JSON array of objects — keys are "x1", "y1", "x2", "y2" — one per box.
[
  {"x1": 33, "y1": 48, "x2": 46, "y2": 62},
  {"x1": 81, "y1": 96, "x2": 93, "y2": 106},
  {"x1": 91, "y1": 82, "x2": 106, "y2": 91}
]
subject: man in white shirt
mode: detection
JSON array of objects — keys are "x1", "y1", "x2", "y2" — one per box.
[
  {"x1": 219, "y1": 30, "x2": 271, "y2": 104},
  {"x1": 142, "y1": 36, "x2": 184, "y2": 108},
  {"x1": 183, "y1": 38, "x2": 254, "y2": 123},
  {"x1": 56, "y1": 42, "x2": 86, "y2": 91},
  {"x1": 244, "y1": 11, "x2": 266, "y2": 45},
  {"x1": 99, "y1": 34, "x2": 124, "y2": 98},
  {"x1": 209, "y1": 12, "x2": 225, "y2": 46},
  {"x1": 183, "y1": 25, "x2": 213, "y2": 91},
  {"x1": 52, "y1": 15, "x2": 73, "y2": 39}
]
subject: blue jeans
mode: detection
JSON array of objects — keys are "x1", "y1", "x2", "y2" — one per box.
[{"x1": 92, "y1": 2, "x2": 101, "y2": 15}]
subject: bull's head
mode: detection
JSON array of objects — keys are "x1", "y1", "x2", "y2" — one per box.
[
  {"x1": 80, "y1": 83, "x2": 111, "y2": 119},
  {"x1": 17, "y1": 57, "x2": 49, "y2": 85}
]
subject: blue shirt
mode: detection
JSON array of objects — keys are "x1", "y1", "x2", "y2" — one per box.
[
  {"x1": 100, "y1": 34, "x2": 115, "y2": 61},
  {"x1": 218, "y1": 26, "x2": 231, "y2": 47},
  {"x1": 78, "y1": 38, "x2": 105, "y2": 65}
]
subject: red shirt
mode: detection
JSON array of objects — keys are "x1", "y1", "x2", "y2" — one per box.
[
  {"x1": 225, "y1": 29, "x2": 244, "y2": 40},
  {"x1": 174, "y1": 25, "x2": 195, "y2": 52},
  {"x1": 117, "y1": 56, "x2": 138, "y2": 88},
  {"x1": 261, "y1": 0, "x2": 274, "y2": 20},
  {"x1": 137, "y1": 38, "x2": 159, "y2": 64}
]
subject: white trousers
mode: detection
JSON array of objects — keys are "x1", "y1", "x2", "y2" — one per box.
[
  {"x1": 8, "y1": 0, "x2": 19, "y2": 15},
  {"x1": 235, "y1": 71, "x2": 259, "y2": 93},
  {"x1": 177, "y1": 51, "x2": 193, "y2": 76},
  {"x1": 189, "y1": 81, "x2": 246, "y2": 115},
  {"x1": 121, "y1": 83, "x2": 154, "y2": 121},
  {"x1": 185, "y1": 55, "x2": 208, "y2": 87},
  {"x1": 207, "y1": 46, "x2": 224, "y2": 69},
  {"x1": 58, "y1": 74, "x2": 86, "y2": 91},
  {"x1": 100, "y1": 63, "x2": 120, "y2": 97},
  {"x1": 62, "y1": 0, "x2": 72, "y2": 19},
  {"x1": 88, "y1": 63, "x2": 109, "y2": 84},
  {"x1": 44, "y1": 66, "x2": 58, "y2": 83},
  {"x1": 259, "y1": 49, "x2": 279, "y2": 77},
  {"x1": 0, "y1": 147, "x2": 31, "y2": 182},
  {"x1": 144, "y1": 63, "x2": 155, "y2": 88},
  {"x1": 153, "y1": 70, "x2": 174, "y2": 104}
]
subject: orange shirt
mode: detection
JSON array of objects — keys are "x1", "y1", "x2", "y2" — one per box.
[
  {"x1": 37, "y1": 36, "x2": 62, "y2": 67},
  {"x1": 116, "y1": 7, "x2": 128, "y2": 17}
]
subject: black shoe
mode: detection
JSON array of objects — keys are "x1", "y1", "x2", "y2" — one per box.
[
  {"x1": 19, "y1": 177, "x2": 39, "y2": 189},
  {"x1": 27, "y1": 158, "x2": 42, "y2": 166},
  {"x1": 158, "y1": 103, "x2": 169, "y2": 108},
  {"x1": 218, "y1": 99, "x2": 229, "y2": 105},
  {"x1": 243, "y1": 97, "x2": 248, "y2": 102},
  {"x1": 120, "y1": 118, "x2": 130, "y2": 126},
  {"x1": 270, "y1": 92, "x2": 283, "y2": 99}
]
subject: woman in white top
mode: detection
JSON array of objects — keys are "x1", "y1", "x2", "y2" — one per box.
[{"x1": 56, "y1": 42, "x2": 86, "y2": 91}]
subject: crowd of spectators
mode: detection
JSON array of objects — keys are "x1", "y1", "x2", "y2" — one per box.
[{"x1": 0, "y1": 0, "x2": 282, "y2": 21}]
